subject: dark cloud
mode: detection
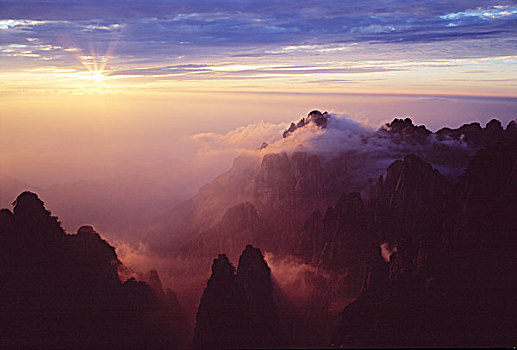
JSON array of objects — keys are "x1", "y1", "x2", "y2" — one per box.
[{"x1": 366, "y1": 29, "x2": 510, "y2": 44}]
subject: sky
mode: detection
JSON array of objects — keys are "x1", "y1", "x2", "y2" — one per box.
[
  {"x1": 1, "y1": 0, "x2": 517, "y2": 189},
  {"x1": 1, "y1": 0, "x2": 517, "y2": 96}
]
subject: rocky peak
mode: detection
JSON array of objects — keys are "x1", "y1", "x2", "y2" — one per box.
[
  {"x1": 237, "y1": 245, "x2": 280, "y2": 347},
  {"x1": 12, "y1": 191, "x2": 64, "y2": 244},
  {"x1": 122, "y1": 277, "x2": 158, "y2": 305},
  {"x1": 237, "y1": 245, "x2": 272, "y2": 299},
  {"x1": 369, "y1": 154, "x2": 451, "y2": 243},
  {"x1": 486, "y1": 119, "x2": 503, "y2": 134},
  {"x1": 210, "y1": 254, "x2": 237, "y2": 283},
  {"x1": 12, "y1": 191, "x2": 45, "y2": 214},
  {"x1": 12, "y1": 191, "x2": 51, "y2": 224},
  {"x1": 193, "y1": 254, "x2": 247, "y2": 350},
  {"x1": 74, "y1": 225, "x2": 118, "y2": 260},
  {"x1": 307, "y1": 110, "x2": 329, "y2": 126},
  {"x1": 380, "y1": 154, "x2": 447, "y2": 205},
  {"x1": 76, "y1": 225, "x2": 101, "y2": 239},
  {"x1": 381, "y1": 118, "x2": 431, "y2": 141},
  {"x1": 282, "y1": 110, "x2": 329, "y2": 138},
  {"x1": 194, "y1": 246, "x2": 281, "y2": 349},
  {"x1": 71, "y1": 225, "x2": 121, "y2": 289},
  {"x1": 333, "y1": 133, "x2": 517, "y2": 348},
  {"x1": 435, "y1": 119, "x2": 511, "y2": 146},
  {"x1": 258, "y1": 151, "x2": 325, "y2": 203},
  {"x1": 505, "y1": 120, "x2": 517, "y2": 136},
  {"x1": 237, "y1": 245, "x2": 270, "y2": 277}
]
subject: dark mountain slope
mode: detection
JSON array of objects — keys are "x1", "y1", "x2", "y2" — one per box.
[
  {"x1": 331, "y1": 135, "x2": 517, "y2": 347},
  {"x1": 0, "y1": 192, "x2": 183, "y2": 349}
]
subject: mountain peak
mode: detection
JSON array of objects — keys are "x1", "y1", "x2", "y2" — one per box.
[
  {"x1": 13, "y1": 191, "x2": 46, "y2": 214},
  {"x1": 382, "y1": 117, "x2": 431, "y2": 140},
  {"x1": 486, "y1": 119, "x2": 503, "y2": 133},
  {"x1": 77, "y1": 225, "x2": 100, "y2": 238},
  {"x1": 12, "y1": 191, "x2": 64, "y2": 241},
  {"x1": 283, "y1": 110, "x2": 329, "y2": 138},
  {"x1": 237, "y1": 244, "x2": 271, "y2": 279},
  {"x1": 194, "y1": 246, "x2": 280, "y2": 349},
  {"x1": 211, "y1": 254, "x2": 236, "y2": 277},
  {"x1": 193, "y1": 253, "x2": 247, "y2": 350}
]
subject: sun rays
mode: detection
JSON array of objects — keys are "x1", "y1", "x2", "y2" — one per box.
[
  {"x1": 75, "y1": 42, "x2": 116, "y2": 84},
  {"x1": 54, "y1": 38, "x2": 118, "y2": 89}
]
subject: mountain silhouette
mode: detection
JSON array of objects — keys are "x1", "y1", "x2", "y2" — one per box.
[
  {"x1": 0, "y1": 192, "x2": 184, "y2": 349},
  {"x1": 193, "y1": 245, "x2": 281, "y2": 349},
  {"x1": 331, "y1": 135, "x2": 517, "y2": 347}
]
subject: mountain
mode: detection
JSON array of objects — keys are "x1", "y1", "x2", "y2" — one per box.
[
  {"x1": 192, "y1": 254, "x2": 248, "y2": 350},
  {"x1": 282, "y1": 110, "x2": 330, "y2": 138},
  {"x1": 160, "y1": 112, "x2": 516, "y2": 347},
  {"x1": 0, "y1": 192, "x2": 185, "y2": 349},
  {"x1": 4, "y1": 111, "x2": 515, "y2": 348},
  {"x1": 192, "y1": 245, "x2": 281, "y2": 349},
  {"x1": 331, "y1": 134, "x2": 517, "y2": 347},
  {"x1": 237, "y1": 245, "x2": 282, "y2": 347},
  {"x1": 150, "y1": 113, "x2": 512, "y2": 257}
]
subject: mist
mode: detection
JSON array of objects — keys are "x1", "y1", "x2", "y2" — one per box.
[{"x1": 1, "y1": 91, "x2": 516, "y2": 267}]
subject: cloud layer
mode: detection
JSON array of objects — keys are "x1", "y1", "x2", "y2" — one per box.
[
  {"x1": 1, "y1": 0, "x2": 516, "y2": 96},
  {"x1": 191, "y1": 111, "x2": 481, "y2": 186}
]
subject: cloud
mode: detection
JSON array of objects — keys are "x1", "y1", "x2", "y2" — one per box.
[
  {"x1": 440, "y1": 6, "x2": 517, "y2": 21},
  {"x1": 110, "y1": 64, "x2": 404, "y2": 80},
  {"x1": 1, "y1": 0, "x2": 516, "y2": 97},
  {"x1": 2, "y1": 0, "x2": 516, "y2": 64},
  {"x1": 366, "y1": 29, "x2": 508, "y2": 44},
  {"x1": 265, "y1": 252, "x2": 323, "y2": 304},
  {"x1": 192, "y1": 120, "x2": 287, "y2": 156},
  {"x1": 380, "y1": 242, "x2": 398, "y2": 262},
  {"x1": 189, "y1": 111, "x2": 477, "y2": 185},
  {"x1": 111, "y1": 238, "x2": 174, "y2": 280},
  {"x1": 0, "y1": 19, "x2": 58, "y2": 30}
]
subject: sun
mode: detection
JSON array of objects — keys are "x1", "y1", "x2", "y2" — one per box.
[
  {"x1": 74, "y1": 69, "x2": 109, "y2": 86},
  {"x1": 85, "y1": 70, "x2": 107, "y2": 82},
  {"x1": 66, "y1": 42, "x2": 116, "y2": 86}
]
